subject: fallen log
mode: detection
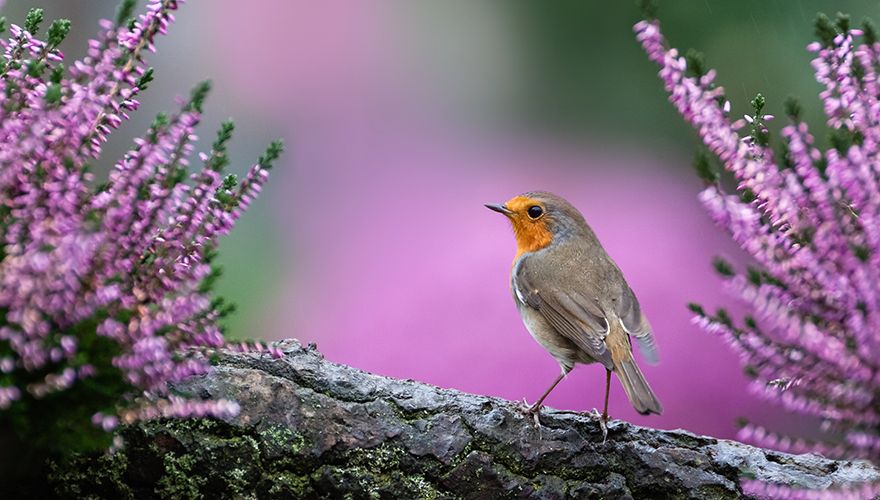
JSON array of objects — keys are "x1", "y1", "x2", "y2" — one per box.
[{"x1": 50, "y1": 339, "x2": 880, "y2": 499}]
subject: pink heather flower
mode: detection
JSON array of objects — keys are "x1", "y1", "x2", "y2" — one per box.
[
  {"x1": 0, "y1": 386, "x2": 21, "y2": 409},
  {"x1": 636, "y1": 11, "x2": 880, "y2": 467},
  {"x1": 91, "y1": 412, "x2": 119, "y2": 432},
  {"x1": 0, "y1": 1, "x2": 282, "y2": 448},
  {"x1": 741, "y1": 478, "x2": 880, "y2": 499},
  {"x1": 226, "y1": 339, "x2": 288, "y2": 359}
]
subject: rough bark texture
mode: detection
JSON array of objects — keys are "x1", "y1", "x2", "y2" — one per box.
[{"x1": 50, "y1": 339, "x2": 880, "y2": 499}]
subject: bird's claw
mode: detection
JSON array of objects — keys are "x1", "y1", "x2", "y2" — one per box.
[
  {"x1": 591, "y1": 408, "x2": 609, "y2": 444},
  {"x1": 519, "y1": 398, "x2": 543, "y2": 430}
]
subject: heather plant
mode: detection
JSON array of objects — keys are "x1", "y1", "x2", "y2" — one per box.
[
  {"x1": 0, "y1": 0, "x2": 283, "y2": 474},
  {"x1": 636, "y1": 0, "x2": 880, "y2": 482}
]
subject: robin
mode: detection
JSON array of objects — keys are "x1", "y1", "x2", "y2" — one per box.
[{"x1": 486, "y1": 191, "x2": 662, "y2": 438}]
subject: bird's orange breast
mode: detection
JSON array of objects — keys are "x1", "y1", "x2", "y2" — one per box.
[{"x1": 512, "y1": 220, "x2": 553, "y2": 261}]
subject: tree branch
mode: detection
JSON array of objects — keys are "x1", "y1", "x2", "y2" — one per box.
[{"x1": 51, "y1": 340, "x2": 880, "y2": 498}]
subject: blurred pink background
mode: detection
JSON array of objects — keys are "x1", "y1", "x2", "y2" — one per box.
[
  {"x1": 14, "y1": 0, "x2": 858, "y2": 441},
  {"x1": 210, "y1": 0, "x2": 786, "y2": 438}
]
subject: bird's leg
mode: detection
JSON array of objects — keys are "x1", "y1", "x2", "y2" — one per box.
[
  {"x1": 527, "y1": 370, "x2": 567, "y2": 415},
  {"x1": 602, "y1": 368, "x2": 611, "y2": 422},
  {"x1": 595, "y1": 369, "x2": 611, "y2": 443},
  {"x1": 520, "y1": 369, "x2": 569, "y2": 428}
]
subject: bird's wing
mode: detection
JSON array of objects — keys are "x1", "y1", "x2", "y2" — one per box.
[
  {"x1": 515, "y1": 264, "x2": 614, "y2": 369},
  {"x1": 616, "y1": 285, "x2": 659, "y2": 364}
]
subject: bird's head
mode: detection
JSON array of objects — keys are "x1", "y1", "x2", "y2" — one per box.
[{"x1": 485, "y1": 191, "x2": 588, "y2": 258}]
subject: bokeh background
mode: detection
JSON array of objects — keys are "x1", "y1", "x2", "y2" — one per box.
[{"x1": 7, "y1": 0, "x2": 877, "y2": 441}]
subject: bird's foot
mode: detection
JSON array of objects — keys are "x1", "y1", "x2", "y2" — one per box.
[
  {"x1": 591, "y1": 408, "x2": 609, "y2": 444},
  {"x1": 520, "y1": 398, "x2": 543, "y2": 429}
]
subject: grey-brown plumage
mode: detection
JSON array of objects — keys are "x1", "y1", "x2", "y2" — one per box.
[{"x1": 489, "y1": 191, "x2": 662, "y2": 417}]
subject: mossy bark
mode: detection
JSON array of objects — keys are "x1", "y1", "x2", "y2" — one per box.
[{"x1": 49, "y1": 340, "x2": 880, "y2": 499}]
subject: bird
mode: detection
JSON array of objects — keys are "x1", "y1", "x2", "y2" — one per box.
[{"x1": 486, "y1": 191, "x2": 662, "y2": 438}]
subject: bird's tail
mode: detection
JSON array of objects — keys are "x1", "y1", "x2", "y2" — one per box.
[{"x1": 615, "y1": 355, "x2": 663, "y2": 415}]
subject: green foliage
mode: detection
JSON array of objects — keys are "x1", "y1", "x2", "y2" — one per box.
[
  {"x1": 814, "y1": 13, "x2": 837, "y2": 47},
  {"x1": 739, "y1": 188, "x2": 757, "y2": 204},
  {"x1": 814, "y1": 156, "x2": 828, "y2": 177},
  {"x1": 783, "y1": 96, "x2": 802, "y2": 121},
  {"x1": 835, "y1": 12, "x2": 851, "y2": 33},
  {"x1": 164, "y1": 164, "x2": 186, "y2": 188},
  {"x1": 637, "y1": 0, "x2": 657, "y2": 21},
  {"x1": 750, "y1": 94, "x2": 764, "y2": 116},
  {"x1": 206, "y1": 120, "x2": 235, "y2": 172},
  {"x1": 777, "y1": 139, "x2": 793, "y2": 170},
  {"x1": 712, "y1": 257, "x2": 735, "y2": 277},
  {"x1": 216, "y1": 174, "x2": 240, "y2": 211},
  {"x1": 211, "y1": 297, "x2": 237, "y2": 320},
  {"x1": 185, "y1": 80, "x2": 212, "y2": 113},
  {"x1": 864, "y1": 18, "x2": 878, "y2": 45},
  {"x1": 25, "y1": 8, "x2": 44, "y2": 35},
  {"x1": 853, "y1": 245, "x2": 870, "y2": 262},
  {"x1": 715, "y1": 308, "x2": 733, "y2": 327},
  {"x1": 26, "y1": 60, "x2": 45, "y2": 78},
  {"x1": 198, "y1": 248, "x2": 223, "y2": 294},
  {"x1": 135, "y1": 67, "x2": 155, "y2": 90},
  {"x1": 258, "y1": 140, "x2": 285, "y2": 170},
  {"x1": 46, "y1": 19, "x2": 72, "y2": 50},
  {"x1": 0, "y1": 312, "x2": 131, "y2": 485},
  {"x1": 684, "y1": 49, "x2": 707, "y2": 78},
  {"x1": 44, "y1": 83, "x2": 62, "y2": 104},
  {"x1": 687, "y1": 302, "x2": 706, "y2": 316},
  {"x1": 116, "y1": 0, "x2": 138, "y2": 26},
  {"x1": 746, "y1": 267, "x2": 763, "y2": 286},
  {"x1": 829, "y1": 126, "x2": 864, "y2": 153},
  {"x1": 747, "y1": 93, "x2": 770, "y2": 147},
  {"x1": 148, "y1": 112, "x2": 170, "y2": 143},
  {"x1": 693, "y1": 148, "x2": 719, "y2": 184},
  {"x1": 815, "y1": 12, "x2": 856, "y2": 47},
  {"x1": 49, "y1": 64, "x2": 64, "y2": 84},
  {"x1": 221, "y1": 174, "x2": 238, "y2": 191}
]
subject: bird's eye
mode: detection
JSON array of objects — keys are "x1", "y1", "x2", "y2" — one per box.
[{"x1": 527, "y1": 205, "x2": 544, "y2": 219}]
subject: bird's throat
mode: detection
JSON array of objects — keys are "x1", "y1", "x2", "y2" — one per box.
[{"x1": 512, "y1": 221, "x2": 553, "y2": 260}]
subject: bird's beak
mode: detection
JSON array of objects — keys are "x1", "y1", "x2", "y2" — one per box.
[{"x1": 485, "y1": 203, "x2": 514, "y2": 215}]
